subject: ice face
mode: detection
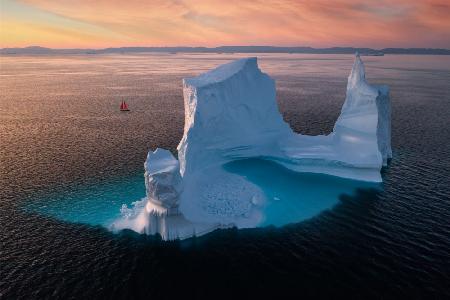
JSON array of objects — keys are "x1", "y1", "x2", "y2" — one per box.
[
  {"x1": 144, "y1": 148, "x2": 181, "y2": 209},
  {"x1": 333, "y1": 53, "x2": 392, "y2": 166},
  {"x1": 178, "y1": 57, "x2": 292, "y2": 176},
  {"x1": 116, "y1": 54, "x2": 391, "y2": 240}
]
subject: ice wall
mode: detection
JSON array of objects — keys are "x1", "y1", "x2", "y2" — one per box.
[
  {"x1": 178, "y1": 57, "x2": 292, "y2": 176},
  {"x1": 176, "y1": 55, "x2": 391, "y2": 182}
]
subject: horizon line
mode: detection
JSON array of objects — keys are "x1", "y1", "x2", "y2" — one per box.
[{"x1": 2, "y1": 45, "x2": 450, "y2": 51}]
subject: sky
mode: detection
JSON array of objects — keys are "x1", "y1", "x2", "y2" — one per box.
[{"x1": 1, "y1": 0, "x2": 450, "y2": 49}]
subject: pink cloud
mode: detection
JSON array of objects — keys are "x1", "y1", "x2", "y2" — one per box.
[{"x1": 5, "y1": 0, "x2": 450, "y2": 48}]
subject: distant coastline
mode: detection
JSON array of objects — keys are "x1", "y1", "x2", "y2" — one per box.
[{"x1": 1, "y1": 46, "x2": 450, "y2": 55}]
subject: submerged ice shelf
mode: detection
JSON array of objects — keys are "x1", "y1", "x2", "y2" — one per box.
[{"x1": 114, "y1": 54, "x2": 391, "y2": 240}]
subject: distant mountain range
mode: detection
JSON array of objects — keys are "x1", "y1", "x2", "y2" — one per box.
[{"x1": 1, "y1": 46, "x2": 449, "y2": 55}]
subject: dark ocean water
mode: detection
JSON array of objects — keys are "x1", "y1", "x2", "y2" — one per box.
[{"x1": 1, "y1": 53, "x2": 450, "y2": 299}]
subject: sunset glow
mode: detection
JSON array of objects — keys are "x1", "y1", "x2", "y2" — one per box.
[{"x1": 1, "y1": 0, "x2": 450, "y2": 48}]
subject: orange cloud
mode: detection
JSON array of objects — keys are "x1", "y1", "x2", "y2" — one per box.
[{"x1": 1, "y1": 0, "x2": 449, "y2": 48}]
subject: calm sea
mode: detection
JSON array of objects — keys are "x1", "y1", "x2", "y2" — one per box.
[{"x1": 1, "y1": 53, "x2": 449, "y2": 299}]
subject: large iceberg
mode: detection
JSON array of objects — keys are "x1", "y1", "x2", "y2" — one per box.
[{"x1": 114, "y1": 54, "x2": 391, "y2": 240}]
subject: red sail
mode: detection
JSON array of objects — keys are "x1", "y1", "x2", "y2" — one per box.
[
  {"x1": 120, "y1": 101, "x2": 124, "y2": 110},
  {"x1": 123, "y1": 102, "x2": 128, "y2": 109}
]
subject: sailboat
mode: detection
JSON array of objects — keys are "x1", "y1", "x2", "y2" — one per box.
[{"x1": 120, "y1": 100, "x2": 130, "y2": 111}]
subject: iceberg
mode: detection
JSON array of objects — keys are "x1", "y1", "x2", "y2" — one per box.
[{"x1": 113, "y1": 54, "x2": 391, "y2": 240}]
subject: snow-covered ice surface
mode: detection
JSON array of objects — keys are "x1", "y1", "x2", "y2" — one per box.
[{"x1": 113, "y1": 54, "x2": 391, "y2": 240}]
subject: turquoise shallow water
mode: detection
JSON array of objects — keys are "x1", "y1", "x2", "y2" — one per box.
[
  {"x1": 24, "y1": 158, "x2": 378, "y2": 231},
  {"x1": 224, "y1": 159, "x2": 378, "y2": 227},
  {"x1": 25, "y1": 174, "x2": 146, "y2": 226}
]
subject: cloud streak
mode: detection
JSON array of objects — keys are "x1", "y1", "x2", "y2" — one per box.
[{"x1": 1, "y1": 0, "x2": 449, "y2": 48}]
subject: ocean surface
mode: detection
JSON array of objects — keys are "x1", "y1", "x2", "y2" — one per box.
[{"x1": 1, "y1": 53, "x2": 449, "y2": 299}]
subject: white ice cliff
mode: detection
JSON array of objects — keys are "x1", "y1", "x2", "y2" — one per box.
[{"x1": 114, "y1": 54, "x2": 391, "y2": 240}]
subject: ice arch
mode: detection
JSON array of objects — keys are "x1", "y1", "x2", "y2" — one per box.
[{"x1": 113, "y1": 54, "x2": 391, "y2": 240}]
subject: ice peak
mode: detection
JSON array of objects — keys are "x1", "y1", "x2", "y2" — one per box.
[{"x1": 348, "y1": 53, "x2": 366, "y2": 89}]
